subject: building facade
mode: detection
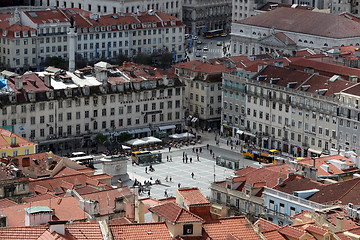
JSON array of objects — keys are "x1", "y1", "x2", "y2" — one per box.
[
  {"x1": 231, "y1": 8, "x2": 360, "y2": 57},
  {"x1": 221, "y1": 65, "x2": 354, "y2": 157},
  {"x1": 32, "y1": 0, "x2": 183, "y2": 19},
  {"x1": 0, "y1": 62, "x2": 185, "y2": 153},
  {"x1": 0, "y1": 8, "x2": 185, "y2": 71},
  {"x1": 182, "y1": 0, "x2": 232, "y2": 35},
  {"x1": 175, "y1": 61, "x2": 233, "y2": 130}
]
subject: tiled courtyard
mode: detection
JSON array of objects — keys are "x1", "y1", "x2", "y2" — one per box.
[{"x1": 125, "y1": 147, "x2": 235, "y2": 200}]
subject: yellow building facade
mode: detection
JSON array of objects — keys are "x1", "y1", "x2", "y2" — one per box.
[{"x1": 0, "y1": 128, "x2": 37, "y2": 157}]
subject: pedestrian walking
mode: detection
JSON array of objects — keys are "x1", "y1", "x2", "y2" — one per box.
[
  {"x1": 145, "y1": 167, "x2": 148, "y2": 174},
  {"x1": 210, "y1": 149, "x2": 213, "y2": 154},
  {"x1": 190, "y1": 157, "x2": 192, "y2": 163},
  {"x1": 183, "y1": 152, "x2": 185, "y2": 157},
  {"x1": 191, "y1": 172, "x2": 194, "y2": 178},
  {"x1": 186, "y1": 157, "x2": 188, "y2": 163},
  {"x1": 196, "y1": 148, "x2": 198, "y2": 153},
  {"x1": 213, "y1": 152, "x2": 215, "y2": 158},
  {"x1": 167, "y1": 156, "x2": 169, "y2": 162},
  {"x1": 164, "y1": 189, "x2": 168, "y2": 197},
  {"x1": 165, "y1": 176, "x2": 168, "y2": 182},
  {"x1": 169, "y1": 176, "x2": 172, "y2": 182},
  {"x1": 178, "y1": 183, "x2": 181, "y2": 188},
  {"x1": 183, "y1": 157, "x2": 185, "y2": 163},
  {"x1": 170, "y1": 156, "x2": 172, "y2": 162},
  {"x1": 207, "y1": 144, "x2": 209, "y2": 150},
  {"x1": 197, "y1": 154, "x2": 199, "y2": 161},
  {"x1": 200, "y1": 147, "x2": 202, "y2": 153},
  {"x1": 148, "y1": 190, "x2": 151, "y2": 197},
  {"x1": 169, "y1": 146, "x2": 171, "y2": 152},
  {"x1": 192, "y1": 147, "x2": 195, "y2": 153}
]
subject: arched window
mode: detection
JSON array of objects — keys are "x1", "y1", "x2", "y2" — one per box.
[
  {"x1": 263, "y1": 33, "x2": 266, "y2": 36},
  {"x1": 304, "y1": 40, "x2": 308, "y2": 43},
  {"x1": 356, "y1": 43, "x2": 359, "y2": 46},
  {"x1": 240, "y1": 29, "x2": 243, "y2": 32},
  {"x1": 298, "y1": 39, "x2": 302, "y2": 42},
  {"x1": 309, "y1": 41, "x2": 313, "y2": 44},
  {"x1": 324, "y1": 43, "x2": 328, "y2": 46},
  {"x1": 253, "y1": 32, "x2": 256, "y2": 35}
]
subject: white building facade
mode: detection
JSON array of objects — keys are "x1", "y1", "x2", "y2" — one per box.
[{"x1": 231, "y1": 8, "x2": 360, "y2": 57}]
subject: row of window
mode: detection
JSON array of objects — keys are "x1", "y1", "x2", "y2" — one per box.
[{"x1": 27, "y1": 111, "x2": 181, "y2": 139}]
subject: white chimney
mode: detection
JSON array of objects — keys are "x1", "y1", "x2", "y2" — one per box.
[
  {"x1": 49, "y1": 220, "x2": 67, "y2": 235},
  {"x1": 14, "y1": 76, "x2": 23, "y2": 89},
  {"x1": 25, "y1": 206, "x2": 53, "y2": 226},
  {"x1": 44, "y1": 73, "x2": 51, "y2": 86}
]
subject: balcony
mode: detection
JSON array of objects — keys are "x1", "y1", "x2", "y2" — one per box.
[{"x1": 264, "y1": 187, "x2": 330, "y2": 211}]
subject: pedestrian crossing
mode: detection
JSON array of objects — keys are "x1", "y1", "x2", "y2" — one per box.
[{"x1": 195, "y1": 48, "x2": 223, "y2": 53}]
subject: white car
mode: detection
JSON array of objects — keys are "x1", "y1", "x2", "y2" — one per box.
[
  {"x1": 203, "y1": 46, "x2": 208, "y2": 51},
  {"x1": 221, "y1": 33, "x2": 228, "y2": 37},
  {"x1": 185, "y1": 34, "x2": 190, "y2": 39},
  {"x1": 217, "y1": 41, "x2": 222, "y2": 46},
  {"x1": 192, "y1": 35, "x2": 198, "y2": 40}
]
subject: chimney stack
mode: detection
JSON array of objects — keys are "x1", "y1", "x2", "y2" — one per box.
[
  {"x1": 43, "y1": 73, "x2": 51, "y2": 86},
  {"x1": 67, "y1": 23, "x2": 77, "y2": 72},
  {"x1": 14, "y1": 76, "x2": 23, "y2": 89},
  {"x1": 49, "y1": 220, "x2": 67, "y2": 235}
]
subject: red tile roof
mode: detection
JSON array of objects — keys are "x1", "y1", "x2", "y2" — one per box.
[
  {"x1": 64, "y1": 222, "x2": 103, "y2": 239},
  {"x1": 178, "y1": 188, "x2": 210, "y2": 206},
  {"x1": 290, "y1": 58, "x2": 360, "y2": 80},
  {"x1": 342, "y1": 82, "x2": 360, "y2": 96},
  {"x1": 149, "y1": 202, "x2": 204, "y2": 224},
  {"x1": 278, "y1": 225, "x2": 307, "y2": 238},
  {"x1": 109, "y1": 217, "x2": 133, "y2": 225},
  {"x1": 175, "y1": 60, "x2": 235, "y2": 74},
  {"x1": 262, "y1": 230, "x2": 287, "y2": 240},
  {"x1": 0, "y1": 128, "x2": 37, "y2": 149},
  {"x1": 110, "y1": 222, "x2": 172, "y2": 240},
  {"x1": 0, "y1": 199, "x2": 17, "y2": 208},
  {"x1": 0, "y1": 225, "x2": 48, "y2": 239},
  {"x1": 0, "y1": 197, "x2": 87, "y2": 226},
  {"x1": 235, "y1": 7, "x2": 360, "y2": 38},
  {"x1": 297, "y1": 155, "x2": 358, "y2": 176},
  {"x1": 78, "y1": 187, "x2": 133, "y2": 215},
  {"x1": 254, "y1": 218, "x2": 280, "y2": 232},
  {"x1": 203, "y1": 217, "x2": 261, "y2": 240}
]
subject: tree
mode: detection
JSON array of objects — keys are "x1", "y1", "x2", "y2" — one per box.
[
  {"x1": 44, "y1": 56, "x2": 67, "y2": 70},
  {"x1": 117, "y1": 132, "x2": 133, "y2": 143},
  {"x1": 94, "y1": 133, "x2": 108, "y2": 145},
  {"x1": 133, "y1": 54, "x2": 153, "y2": 65}
]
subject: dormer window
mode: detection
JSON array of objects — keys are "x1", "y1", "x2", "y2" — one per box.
[
  {"x1": 23, "y1": 31, "x2": 28, "y2": 37},
  {"x1": 124, "y1": 24, "x2": 129, "y2": 29},
  {"x1": 11, "y1": 137, "x2": 16, "y2": 145},
  {"x1": 14, "y1": 31, "x2": 20, "y2": 38},
  {"x1": 183, "y1": 224, "x2": 193, "y2": 235}
]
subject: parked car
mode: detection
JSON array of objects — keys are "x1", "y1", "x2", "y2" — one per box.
[
  {"x1": 221, "y1": 33, "x2": 228, "y2": 37},
  {"x1": 196, "y1": 40, "x2": 203, "y2": 45},
  {"x1": 192, "y1": 35, "x2": 198, "y2": 40},
  {"x1": 203, "y1": 46, "x2": 208, "y2": 51},
  {"x1": 217, "y1": 41, "x2": 222, "y2": 46},
  {"x1": 196, "y1": 45, "x2": 202, "y2": 50},
  {"x1": 185, "y1": 34, "x2": 190, "y2": 39},
  {"x1": 195, "y1": 52, "x2": 201, "y2": 57}
]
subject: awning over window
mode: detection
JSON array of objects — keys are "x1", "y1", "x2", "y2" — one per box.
[
  {"x1": 243, "y1": 132, "x2": 256, "y2": 137},
  {"x1": 308, "y1": 148, "x2": 322, "y2": 155},
  {"x1": 236, "y1": 130, "x2": 244, "y2": 134},
  {"x1": 159, "y1": 125, "x2": 176, "y2": 131},
  {"x1": 127, "y1": 128, "x2": 151, "y2": 134},
  {"x1": 191, "y1": 117, "x2": 198, "y2": 123}
]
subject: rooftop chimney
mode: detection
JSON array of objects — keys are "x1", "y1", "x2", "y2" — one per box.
[
  {"x1": 14, "y1": 76, "x2": 23, "y2": 89},
  {"x1": 43, "y1": 73, "x2": 51, "y2": 86},
  {"x1": 49, "y1": 220, "x2": 67, "y2": 235}
]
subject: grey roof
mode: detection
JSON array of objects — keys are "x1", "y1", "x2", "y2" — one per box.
[{"x1": 235, "y1": 8, "x2": 360, "y2": 38}]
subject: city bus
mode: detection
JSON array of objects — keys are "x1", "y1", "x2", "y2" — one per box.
[
  {"x1": 242, "y1": 148, "x2": 279, "y2": 163},
  {"x1": 69, "y1": 155, "x2": 94, "y2": 167},
  {"x1": 131, "y1": 151, "x2": 162, "y2": 165},
  {"x1": 204, "y1": 29, "x2": 224, "y2": 38}
]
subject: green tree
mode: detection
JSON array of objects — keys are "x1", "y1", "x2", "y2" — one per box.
[
  {"x1": 117, "y1": 132, "x2": 133, "y2": 143},
  {"x1": 133, "y1": 54, "x2": 152, "y2": 65},
  {"x1": 94, "y1": 133, "x2": 108, "y2": 145},
  {"x1": 44, "y1": 56, "x2": 68, "y2": 70}
]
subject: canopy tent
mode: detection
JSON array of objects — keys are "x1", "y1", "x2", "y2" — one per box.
[
  {"x1": 169, "y1": 133, "x2": 195, "y2": 139},
  {"x1": 125, "y1": 138, "x2": 147, "y2": 146},
  {"x1": 140, "y1": 136, "x2": 162, "y2": 144},
  {"x1": 121, "y1": 145, "x2": 131, "y2": 150}
]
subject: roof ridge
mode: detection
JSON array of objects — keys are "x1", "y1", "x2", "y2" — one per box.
[{"x1": 335, "y1": 178, "x2": 360, "y2": 201}]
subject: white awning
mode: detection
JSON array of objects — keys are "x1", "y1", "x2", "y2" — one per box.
[
  {"x1": 159, "y1": 125, "x2": 176, "y2": 131},
  {"x1": 122, "y1": 145, "x2": 131, "y2": 150},
  {"x1": 141, "y1": 136, "x2": 162, "y2": 143},
  {"x1": 308, "y1": 148, "x2": 322, "y2": 155},
  {"x1": 191, "y1": 117, "x2": 198, "y2": 123},
  {"x1": 127, "y1": 128, "x2": 151, "y2": 134},
  {"x1": 126, "y1": 139, "x2": 147, "y2": 146},
  {"x1": 236, "y1": 130, "x2": 244, "y2": 134},
  {"x1": 243, "y1": 131, "x2": 256, "y2": 137}
]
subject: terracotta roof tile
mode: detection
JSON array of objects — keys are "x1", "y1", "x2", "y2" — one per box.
[
  {"x1": 254, "y1": 218, "x2": 280, "y2": 232},
  {"x1": 37, "y1": 230, "x2": 66, "y2": 240},
  {"x1": 175, "y1": 60, "x2": 235, "y2": 74},
  {"x1": 203, "y1": 217, "x2": 261, "y2": 240},
  {"x1": 0, "y1": 199, "x2": 17, "y2": 208},
  {"x1": 235, "y1": 7, "x2": 360, "y2": 38},
  {"x1": 262, "y1": 230, "x2": 287, "y2": 240},
  {"x1": 149, "y1": 202, "x2": 204, "y2": 224},
  {"x1": 0, "y1": 128, "x2": 37, "y2": 149},
  {"x1": 278, "y1": 225, "x2": 307, "y2": 238},
  {"x1": 110, "y1": 222, "x2": 172, "y2": 240},
  {"x1": 178, "y1": 188, "x2": 210, "y2": 206},
  {"x1": 64, "y1": 222, "x2": 103, "y2": 239},
  {"x1": 109, "y1": 217, "x2": 133, "y2": 225},
  {"x1": 0, "y1": 225, "x2": 47, "y2": 239}
]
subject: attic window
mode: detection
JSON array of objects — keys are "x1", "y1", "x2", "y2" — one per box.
[
  {"x1": 183, "y1": 224, "x2": 193, "y2": 235},
  {"x1": 324, "y1": 43, "x2": 328, "y2": 46},
  {"x1": 14, "y1": 32, "x2": 20, "y2": 38}
]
